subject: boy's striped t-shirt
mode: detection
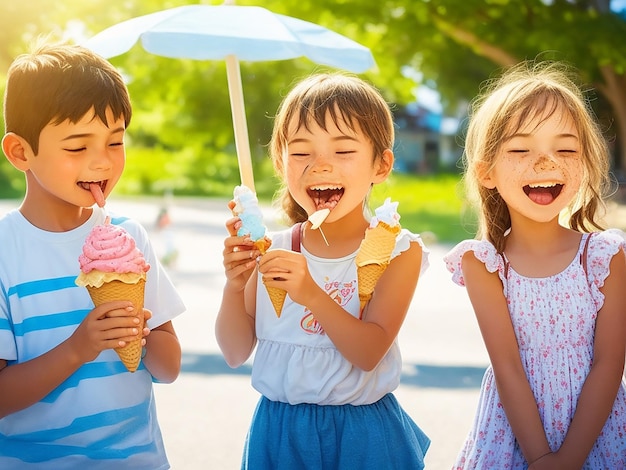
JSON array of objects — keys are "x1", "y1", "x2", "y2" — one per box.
[{"x1": 0, "y1": 207, "x2": 185, "y2": 469}]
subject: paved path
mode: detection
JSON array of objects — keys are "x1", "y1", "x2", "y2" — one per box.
[
  {"x1": 119, "y1": 196, "x2": 487, "y2": 470},
  {"x1": 0, "y1": 197, "x2": 489, "y2": 469}
]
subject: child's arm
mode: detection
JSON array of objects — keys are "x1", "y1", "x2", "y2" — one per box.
[
  {"x1": 545, "y1": 248, "x2": 626, "y2": 468},
  {"x1": 0, "y1": 300, "x2": 141, "y2": 419},
  {"x1": 461, "y1": 251, "x2": 553, "y2": 464},
  {"x1": 215, "y1": 216, "x2": 260, "y2": 368},
  {"x1": 259, "y1": 241, "x2": 423, "y2": 371},
  {"x1": 141, "y1": 319, "x2": 180, "y2": 383}
]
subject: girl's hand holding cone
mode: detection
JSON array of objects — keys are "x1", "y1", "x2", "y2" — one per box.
[
  {"x1": 223, "y1": 213, "x2": 261, "y2": 291},
  {"x1": 258, "y1": 249, "x2": 320, "y2": 312},
  {"x1": 229, "y1": 187, "x2": 287, "y2": 317}
]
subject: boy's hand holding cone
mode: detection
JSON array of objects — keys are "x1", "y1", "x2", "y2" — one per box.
[{"x1": 75, "y1": 218, "x2": 150, "y2": 372}]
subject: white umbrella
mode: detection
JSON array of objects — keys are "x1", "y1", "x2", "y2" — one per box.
[{"x1": 83, "y1": 4, "x2": 375, "y2": 192}]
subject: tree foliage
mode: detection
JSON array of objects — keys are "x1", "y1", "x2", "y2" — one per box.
[
  {"x1": 268, "y1": 0, "x2": 626, "y2": 173},
  {"x1": 1, "y1": 0, "x2": 625, "y2": 197}
]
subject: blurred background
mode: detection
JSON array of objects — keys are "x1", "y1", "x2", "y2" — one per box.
[
  {"x1": 2, "y1": 0, "x2": 626, "y2": 243},
  {"x1": 2, "y1": 3, "x2": 626, "y2": 467}
]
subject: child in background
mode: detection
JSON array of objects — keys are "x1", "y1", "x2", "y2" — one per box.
[
  {"x1": 0, "y1": 42, "x2": 185, "y2": 468},
  {"x1": 154, "y1": 188, "x2": 179, "y2": 268},
  {"x1": 216, "y1": 73, "x2": 430, "y2": 469},
  {"x1": 444, "y1": 61, "x2": 626, "y2": 469}
]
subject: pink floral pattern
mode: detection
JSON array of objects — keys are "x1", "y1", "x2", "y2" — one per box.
[{"x1": 444, "y1": 231, "x2": 626, "y2": 469}]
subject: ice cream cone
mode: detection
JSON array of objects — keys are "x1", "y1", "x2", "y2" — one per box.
[
  {"x1": 254, "y1": 238, "x2": 271, "y2": 254},
  {"x1": 355, "y1": 222, "x2": 400, "y2": 265},
  {"x1": 357, "y1": 263, "x2": 387, "y2": 311},
  {"x1": 86, "y1": 278, "x2": 146, "y2": 372},
  {"x1": 253, "y1": 237, "x2": 287, "y2": 317},
  {"x1": 356, "y1": 221, "x2": 401, "y2": 312},
  {"x1": 233, "y1": 185, "x2": 287, "y2": 318},
  {"x1": 266, "y1": 285, "x2": 287, "y2": 318}
]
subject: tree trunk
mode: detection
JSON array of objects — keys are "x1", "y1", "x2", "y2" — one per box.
[{"x1": 434, "y1": 18, "x2": 626, "y2": 174}]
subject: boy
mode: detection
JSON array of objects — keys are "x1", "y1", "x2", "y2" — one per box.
[{"x1": 0, "y1": 42, "x2": 185, "y2": 468}]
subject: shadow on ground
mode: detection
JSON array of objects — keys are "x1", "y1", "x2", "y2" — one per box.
[{"x1": 181, "y1": 352, "x2": 487, "y2": 389}]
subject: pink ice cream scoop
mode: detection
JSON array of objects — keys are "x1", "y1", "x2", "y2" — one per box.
[
  {"x1": 78, "y1": 222, "x2": 150, "y2": 275},
  {"x1": 75, "y1": 219, "x2": 150, "y2": 372}
]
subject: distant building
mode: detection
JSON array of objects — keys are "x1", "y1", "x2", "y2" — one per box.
[{"x1": 393, "y1": 101, "x2": 463, "y2": 174}]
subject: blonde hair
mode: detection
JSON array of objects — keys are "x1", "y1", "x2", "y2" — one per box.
[
  {"x1": 463, "y1": 61, "x2": 610, "y2": 253},
  {"x1": 269, "y1": 73, "x2": 394, "y2": 224}
]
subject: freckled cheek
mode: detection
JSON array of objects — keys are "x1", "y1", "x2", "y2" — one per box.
[
  {"x1": 560, "y1": 159, "x2": 583, "y2": 184},
  {"x1": 513, "y1": 166, "x2": 526, "y2": 177},
  {"x1": 504, "y1": 161, "x2": 530, "y2": 181}
]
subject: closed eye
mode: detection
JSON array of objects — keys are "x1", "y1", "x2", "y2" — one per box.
[{"x1": 64, "y1": 147, "x2": 86, "y2": 153}]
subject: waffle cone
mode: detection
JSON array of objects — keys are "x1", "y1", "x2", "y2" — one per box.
[
  {"x1": 86, "y1": 279, "x2": 146, "y2": 372},
  {"x1": 266, "y1": 285, "x2": 287, "y2": 318},
  {"x1": 355, "y1": 221, "x2": 401, "y2": 311},
  {"x1": 358, "y1": 263, "x2": 387, "y2": 310},
  {"x1": 254, "y1": 237, "x2": 284, "y2": 317},
  {"x1": 355, "y1": 222, "x2": 401, "y2": 267},
  {"x1": 254, "y1": 237, "x2": 272, "y2": 255}
]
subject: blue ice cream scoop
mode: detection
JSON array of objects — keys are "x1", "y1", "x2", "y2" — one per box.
[{"x1": 233, "y1": 185, "x2": 267, "y2": 241}]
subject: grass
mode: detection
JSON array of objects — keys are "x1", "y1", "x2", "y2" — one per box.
[
  {"x1": 370, "y1": 172, "x2": 478, "y2": 244},
  {"x1": 0, "y1": 163, "x2": 476, "y2": 243},
  {"x1": 264, "y1": 172, "x2": 477, "y2": 244}
]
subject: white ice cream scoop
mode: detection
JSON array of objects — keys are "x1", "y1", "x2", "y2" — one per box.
[
  {"x1": 308, "y1": 208, "x2": 330, "y2": 229},
  {"x1": 308, "y1": 208, "x2": 330, "y2": 245}
]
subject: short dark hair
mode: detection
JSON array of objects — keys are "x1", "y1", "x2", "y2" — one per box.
[{"x1": 3, "y1": 42, "x2": 132, "y2": 154}]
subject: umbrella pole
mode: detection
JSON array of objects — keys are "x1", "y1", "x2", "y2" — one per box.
[{"x1": 225, "y1": 54, "x2": 255, "y2": 193}]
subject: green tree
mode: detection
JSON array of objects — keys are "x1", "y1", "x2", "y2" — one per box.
[
  {"x1": 268, "y1": 0, "x2": 626, "y2": 172},
  {"x1": 2, "y1": 0, "x2": 626, "y2": 196}
]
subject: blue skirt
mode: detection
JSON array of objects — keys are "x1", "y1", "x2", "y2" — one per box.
[{"x1": 242, "y1": 393, "x2": 430, "y2": 470}]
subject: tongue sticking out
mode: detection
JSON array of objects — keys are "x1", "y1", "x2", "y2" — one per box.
[
  {"x1": 89, "y1": 183, "x2": 106, "y2": 208},
  {"x1": 527, "y1": 187, "x2": 556, "y2": 205}
]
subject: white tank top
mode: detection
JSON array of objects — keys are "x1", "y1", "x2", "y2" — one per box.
[{"x1": 252, "y1": 225, "x2": 429, "y2": 405}]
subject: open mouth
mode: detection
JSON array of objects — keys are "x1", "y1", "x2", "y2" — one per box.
[
  {"x1": 78, "y1": 180, "x2": 107, "y2": 193},
  {"x1": 523, "y1": 182, "x2": 563, "y2": 205},
  {"x1": 78, "y1": 180, "x2": 108, "y2": 207},
  {"x1": 307, "y1": 185, "x2": 344, "y2": 210}
]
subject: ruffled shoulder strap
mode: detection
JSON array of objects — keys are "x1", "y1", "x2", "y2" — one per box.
[
  {"x1": 391, "y1": 228, "x2": 430, "y2": 274},
  {"x1": 443, "y1": 239, "x2": 506, "y2": 288},
  {"x1": 584, "y1": 229, "x2": 626, "y2": 310}
]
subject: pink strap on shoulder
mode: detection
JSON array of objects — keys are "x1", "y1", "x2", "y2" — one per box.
[{"x1": 291, "y1": 222, "x2": 303, "y2": 253}]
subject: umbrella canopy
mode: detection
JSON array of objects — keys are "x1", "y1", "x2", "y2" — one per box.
[{"x1": 83, "y1": 4, "x2": 376, "y2": 191}]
